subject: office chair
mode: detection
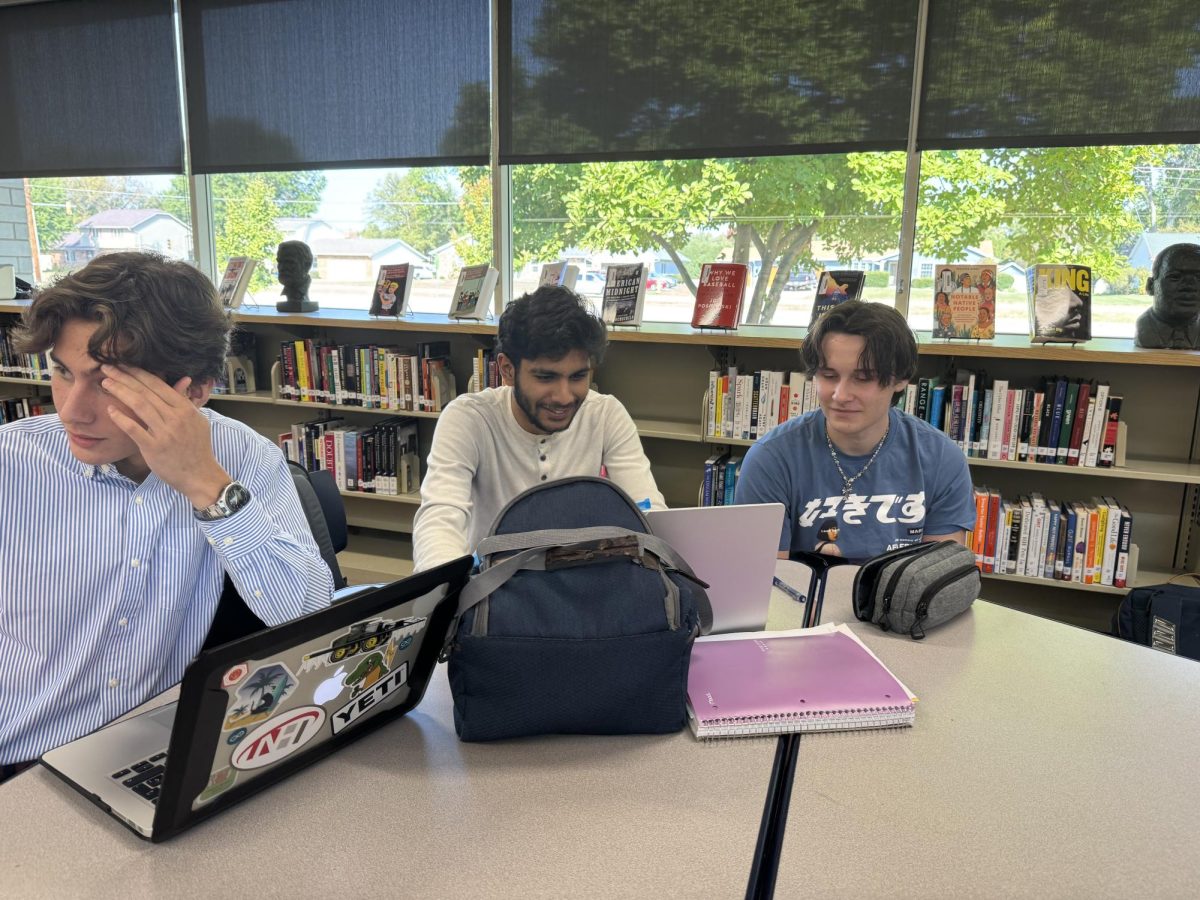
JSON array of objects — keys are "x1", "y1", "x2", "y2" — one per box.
[{"x1": 201, "y1": 463, "x2": 350, "y2": 650}]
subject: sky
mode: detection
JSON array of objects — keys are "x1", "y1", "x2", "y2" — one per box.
[{"x1": 314, "y1": 168, "x2": 386, "y2": 231}]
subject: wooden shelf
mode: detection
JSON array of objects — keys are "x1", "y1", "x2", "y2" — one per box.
[
  {"x1": 207, "y1": 391, "x2": 441, "y2": 419},
  {"x1": 982, "y1": 568, "x2": 1170, "y2": 596},
  {"x1": 968, "y1": 455, "x2": 1200, "y2": 485},
  {"x1": 0, "y1": 375, "x2": 50, "y2": 386},
  {"x1": 339, "y1": 489, "x2": 420, "y2": 505}
]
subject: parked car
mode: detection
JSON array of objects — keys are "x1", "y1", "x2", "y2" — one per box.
[
  {"x1": 576, "y1": 270, "x2": 607, "y2": 298},
  {"x1": 647, "y1": 274, "x2": 678, "y2": 291}
]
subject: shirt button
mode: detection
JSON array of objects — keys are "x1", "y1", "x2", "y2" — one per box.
[
  {"x1": 539, "y1": 455, "x2": 547, "y2": 461},
  {"x1": 540, "y1": 475, "x2": 547, "y2": 481},
  {"x1": 108, "y1": 678, "x2": 119, "y2": 688},
  {"x1": 223, "y1": 537, "x2": 233, "y2": 546},
  {"x1": 130, "y1": 559, "x2": 140, "y2": 568},
  {"x1": 254, "y1": 590, "x2": 263, "y2": 598},
  {"x1": 118, "y1": 617, "x2": 128, "y2": 627},
  {"x1": 134, "y1": 497, "x2": 143, "y2": 505}
]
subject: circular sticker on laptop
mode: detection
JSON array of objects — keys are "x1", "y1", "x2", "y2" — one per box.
[{"x1": 221, "y1": 662, "x2": 249, "y2": 688}]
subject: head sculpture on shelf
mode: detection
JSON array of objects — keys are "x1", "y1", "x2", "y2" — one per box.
[
  {"x1": 276, "y1": 240, "x2": 316, "y2": 313},
  {"x1": 1135, "y1": 242, "x2": 1200, "y2": 349}
]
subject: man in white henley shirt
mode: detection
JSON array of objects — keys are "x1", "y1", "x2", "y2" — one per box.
[{"x1": 413, "y1": 286, "x2": 665, "y2": 571}]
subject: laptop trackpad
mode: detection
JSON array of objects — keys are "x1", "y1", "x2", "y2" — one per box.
[{"x1": 147, "y1": 704, "x2": 177, "y2": 730}]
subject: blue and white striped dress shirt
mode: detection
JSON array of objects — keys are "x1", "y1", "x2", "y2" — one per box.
[{"x1": 0, "y1": 408, "x2": 335, "y2": 763}]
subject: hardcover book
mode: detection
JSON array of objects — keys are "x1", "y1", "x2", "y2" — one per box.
[
  {"x1": 539, "y1": 261, "x2": 580, "y2": 291},
  {"x1": 216, "y1": 256, "x2": 256, "y2": 309},
  {"x1": 370, "y1": 263, "x2": 414, "y2": 317},
  {"x1": 448, "y1": 264, "x2": 499, "y2": 319},
  {"x1": 933, "y1": 264, "x2": 997, "y2": 339},
  {"x1": 601, "y1": 263, "x2": 648, "y2": 326},
  {"x1": 691, "y1": 262, "x2": 748, "y2": 329},
  {"x1": 810, "y1": 270, "x2": 866, "y2": 324},
  {"x1": 1027, "y1": 264, "x2": 1091, "y2": 343},
  {"x1": 685, "y1": 624, "x2": 915, "y2": 739}
]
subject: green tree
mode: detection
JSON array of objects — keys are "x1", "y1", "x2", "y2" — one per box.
[
  {"x1": 679, "y1": 231, "x2": 728, "y2": 279},
  {"x1": 215, "y1": 176, "x2": 284, "y2": 291},
  {"x1": 1133, "y1": 146, "x2": 1200, "y2": 233},
  {"x1": 362, "y1": 168, "x2": 458, "y2": 253}
]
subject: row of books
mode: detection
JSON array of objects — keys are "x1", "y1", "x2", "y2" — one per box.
[
  {"x1": 969, "y1": 488, "x2": 1133, "y2": 587},
  {"x1": 0, "y1": 326, "x2": 50, "y2": 380},
  {"x1": 1, "y1": 396, "x2": 53, "y2": 424},
  {"x1": 700, "y1": 452, "x2": 744, "y2": 506},
  {"x1": 705, "y1": 369, "x2": 821, "y2": 441},
  {"x1": 279, "y1": 416, "x2": 420, "y2": 497},
  {"x1": 277, "y1": 339, "x2": 456, "y2": 413},
  {"x1": 896, "y1": 371, "x2": 1122, "y2": 468},
  {"x1": 468, "y1": 348, "x2": 503, "y2": 393}
]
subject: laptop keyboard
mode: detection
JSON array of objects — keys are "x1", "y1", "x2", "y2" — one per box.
[{"x1": 110, "y1": 750, "x2": 168, "y2": 805}]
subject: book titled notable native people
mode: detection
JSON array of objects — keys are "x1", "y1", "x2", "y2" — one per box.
[
  {"x1": 809, "y1": 270, "x2": 866, "y2": 324},
  {"x1": 691, "y1": 263, "x2": 748, "y2": 329},
  {"x1": 539, "y1": 261, "x2": 580, "y2": 291},
  {"x1": 1027, "y1": 264, "x2": 1091, "y2": 343},
  {"x1": 601, "y1": 262, "x2": 648, "y2": 326},
  {"x1": 933, "y1": 263, "x2": 997, "y2": 340},
  {"x1": 216, "y1": 256, "x2": 256, "y2": 309},
  {"x1": 448, "y1": 264, "x2": 499, "y2": 320},
  {"x1": 370, "y1": 263, "x2": 414, "y2": 317}
]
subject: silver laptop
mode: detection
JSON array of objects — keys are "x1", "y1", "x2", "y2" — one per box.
[
  {"x1": 647, "y1": 503, "x2": 785, "y2": 633},
  {"x1": 40, "y1": 556, "x2": 472, "y2": 842}
]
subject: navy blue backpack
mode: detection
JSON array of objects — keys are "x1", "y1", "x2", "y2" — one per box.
[
  {"x1": 446, "y1": 477, "x2": 713, "y2": 741},
  {"x1": 1112, "y1": 576, "x2": 1200, "y2": 661}
]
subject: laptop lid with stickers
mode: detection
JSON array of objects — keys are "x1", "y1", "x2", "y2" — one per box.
[{"x1": 69, "y1": 555, "x2": 470, "y2": 842}]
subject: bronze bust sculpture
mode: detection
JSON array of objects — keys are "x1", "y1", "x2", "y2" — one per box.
[
  {"x1": 276, "y1": 240, "x2": 317, "y2": 313},
  {"x1": 1135, "y1": 243, "x2": 1200, "y2": 349}
]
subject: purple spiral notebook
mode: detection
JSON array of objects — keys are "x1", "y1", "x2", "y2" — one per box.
[{"x1": 686, "y1": 628, "x2": 915, "y2": 738}]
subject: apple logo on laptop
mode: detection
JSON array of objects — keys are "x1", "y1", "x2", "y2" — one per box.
[{"x1": 314, "y1": 665, "x2": 347, "y2": 705}]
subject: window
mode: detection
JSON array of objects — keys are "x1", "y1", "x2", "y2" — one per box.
[
  {"x1": 908, "y1": 145, "x2": 1196, "y2": 338},
  {"x1": 919, "y1": 262, "x2": 934, "y2": 279},
  {"x1": 510, "y1": 152, "x2": 905, "y2": 326},
  {"x1": 22, "y1": 175, "x2": 191, "y2": 282},
  {"x1": 206, "y1": 166, "x2": 488, "y2": 313}
]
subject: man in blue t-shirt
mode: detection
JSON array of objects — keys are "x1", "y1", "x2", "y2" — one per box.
[{"x1": 735, "y1": 301, "x2": 975, "y2": 559}]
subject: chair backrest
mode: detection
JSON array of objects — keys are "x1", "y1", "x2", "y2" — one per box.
[{"x1": 288, "y1": 461, "x2": 348, "y2": 589}]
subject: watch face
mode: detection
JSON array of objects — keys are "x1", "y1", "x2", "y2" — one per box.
[{"x1": 223, "y1": 482, "x2": 251, "y2": 513}]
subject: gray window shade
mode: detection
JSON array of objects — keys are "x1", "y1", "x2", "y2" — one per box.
[
  {"x1": 920, "y1": 0, "x2": 1200, "y2": 150},
  {"x1": 183, "y1": 0, "x2": 490, "y2": 173},
  {"x1": 502, "y1": 0, "x2": 921, "y2": 164},
  {"x1": 0, "y1": 0, "x2": 182, "y2": 178}
]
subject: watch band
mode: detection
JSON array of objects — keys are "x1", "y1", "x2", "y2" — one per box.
[{"x1": 194, "y1": 481, "x2": 251, "y2": 521}]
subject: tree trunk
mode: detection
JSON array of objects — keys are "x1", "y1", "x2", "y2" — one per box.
[
  {"x1": 649, "y1": 231, "x2": 698, "y2": 295},
  {"x1": 758, "y1": 224, "x2": 817, "y2": 324}
]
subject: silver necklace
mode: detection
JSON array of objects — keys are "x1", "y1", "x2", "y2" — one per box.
[{"x1": 824, "y1": 426, "x2": 889, "y2": 499}]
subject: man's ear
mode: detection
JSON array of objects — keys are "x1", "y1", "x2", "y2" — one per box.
[
  {"x1": 188, "y1": 378, "x2": 213, "y2": 408},
  {"x1": 497, "y1": 352, "x2": 517, "y2": 387}
]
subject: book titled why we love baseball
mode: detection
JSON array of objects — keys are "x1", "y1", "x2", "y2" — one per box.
[{"x1": 685, "y1": 623, "x2": 915, "y2": 739}]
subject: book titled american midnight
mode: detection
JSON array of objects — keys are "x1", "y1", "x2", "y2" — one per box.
[
  {"x1": 1027, "y1": 264, "x2": 1091, "y2": 343},
  {"x1": 601, "y1": 262, "x2": 648, "y2": 326}
]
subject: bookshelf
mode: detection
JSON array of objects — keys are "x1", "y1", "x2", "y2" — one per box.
[{"x1": 5, "y1": 298, "x2": 1199, "y2": 633}]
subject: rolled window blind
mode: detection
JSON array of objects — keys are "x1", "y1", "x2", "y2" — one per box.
[
  {"x1": 501, "y1": 0, "x2": 921, "y2": 164},
  {"x1": 182, "y1": 0, "x2": 490, "y2": 173},
  {"x1": 0, "y1": 0, "x2": 182, "y2": 178}
]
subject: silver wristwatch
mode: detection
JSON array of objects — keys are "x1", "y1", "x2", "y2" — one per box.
[{"x1": 194, "y1": 481, "x2": 251, "y2": 521}]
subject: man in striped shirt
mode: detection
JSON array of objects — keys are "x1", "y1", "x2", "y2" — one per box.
[{"x1": 0, "y1": 252, "x2": 334, "y2": 778}]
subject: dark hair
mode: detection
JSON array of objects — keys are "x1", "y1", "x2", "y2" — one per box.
[
  {"x1": 801, "y1": 300, "x2": 917, "y2": 386},
  {"x1": 496, "y1": 285, "x2": 608, "y2": 368},
  {"x1": 13, "y1": 251, "x2": 231, "y2": 383}
]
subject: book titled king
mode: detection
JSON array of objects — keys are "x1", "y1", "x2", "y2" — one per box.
[
  {"x1": 448, "y1": 264, "x2": 499, "y2": 320},
  {"x1": 601, "y1": 263, "x2": 648, "y2": 326},
  {"x1": 1027, "y1": 264, "x2": 1091, "y2": 343},
  {"x1": 691, "y1": 263, "x2": 748, "y2": 329}
]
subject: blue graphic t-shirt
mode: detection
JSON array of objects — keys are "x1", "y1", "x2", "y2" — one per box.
[{"x1": 734, "y1": 406, "x2": 976, "y2": 559}]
